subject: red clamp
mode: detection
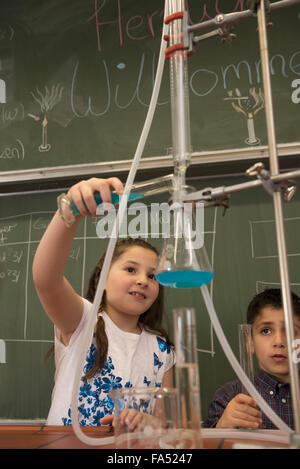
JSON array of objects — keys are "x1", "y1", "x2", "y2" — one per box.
[
  {"x1": 165, "y1": 43, "x2": 184, "y2": 60},
  {"x1": 164, "y1": 11, "x2": 184, "y2": 25},
  {"x1": 164, "y1": 11, "x2": 191, "y2": 59}
]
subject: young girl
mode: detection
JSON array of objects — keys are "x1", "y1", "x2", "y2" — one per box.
[{"x1": 32, "y1": 177, "x2": 175, "y2": 426}]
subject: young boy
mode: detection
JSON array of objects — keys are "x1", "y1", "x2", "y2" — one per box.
[{"x1": 203, "y1": 289, "x2": 300, "y2": 429}]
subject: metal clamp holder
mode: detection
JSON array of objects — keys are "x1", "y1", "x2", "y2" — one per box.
[
  {"x1": 181, "y1": 186, "x2": 230, "y2": 215},
  {"x1": 246, "y1": 162, "x2": 296, "y2": 201},
  {"x1": 245, "y1": 162, "x2": 276, "y2": 196}
]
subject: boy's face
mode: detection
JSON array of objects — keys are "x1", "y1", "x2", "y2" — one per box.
[{"x1": 252, "y1": 306, "x2": 300, "y2": 383}]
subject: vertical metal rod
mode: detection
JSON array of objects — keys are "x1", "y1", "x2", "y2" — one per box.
[{"x1": 257, "y1": 0, "x2": 300, "y2": 435}]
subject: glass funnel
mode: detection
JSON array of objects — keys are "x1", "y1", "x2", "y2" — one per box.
[{"x1": 155, "y1": 201, "x2": 213, "y2": 288}]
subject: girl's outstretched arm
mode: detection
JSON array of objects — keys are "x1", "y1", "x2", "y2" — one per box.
[{"x1": 32, "y1": 177, "x2": 124, "y2": 345}]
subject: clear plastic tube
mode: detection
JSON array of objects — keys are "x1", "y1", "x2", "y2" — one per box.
[
  {"x1": 201, "y1": 285, "x2": 292, "y2": 437},
  {"x1": 69, "y1": 1, "x2": 169, "y2": 447},
  {"x1": 201, "y1": 428, "x2": 290, "y2": 446}
]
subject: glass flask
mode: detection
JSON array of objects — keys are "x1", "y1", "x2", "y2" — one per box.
[{"x1": 155, "y1": 201, "x2": 213, "y2": 288}]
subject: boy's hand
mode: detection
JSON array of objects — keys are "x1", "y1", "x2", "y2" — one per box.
[{"x1": 216, "y1": 393, "x2": 262, "y2": 429}]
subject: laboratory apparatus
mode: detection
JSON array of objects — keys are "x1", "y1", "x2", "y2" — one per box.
[
  {"x1": 69, "y1": 0, "x2": 300, "y2": 449},
  {"x1": 155, "y1": 200, "x2": 213, "y2": 287},
  {"x1": 57, "y1": 173, "x2": 175, "y2": 227},
  {"x1": 173, "y1": 307, "x2": 202, "y2": 446},
  {"x1": 238, "y1": 324, "x2": 255, "y2": 395}
]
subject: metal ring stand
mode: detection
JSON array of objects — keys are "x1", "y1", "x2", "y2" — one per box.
[{"x1": 165, "y1": 0, "x2": 300, "y2": 446}]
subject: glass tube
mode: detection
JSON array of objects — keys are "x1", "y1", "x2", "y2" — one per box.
[
  {"x1": 57, "y1": 173, "x2": 175, "y2": 227},
  {"x1": 173, "y1": 307, "x2": 202, "y2": 439},
  {"x1": 167, "y1": 0, "x2": 192, "y2": 197},
  {"x1": 238, "y1": 324, "x2": 255, "y2": 395}
]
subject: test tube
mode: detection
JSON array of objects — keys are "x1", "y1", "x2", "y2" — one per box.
[
  {"x1": 57, "y1": 173, "x2": 175, "y2": 227},
  {"x1": 238, "y1": 324, "x2": 255, "y2": 395}
]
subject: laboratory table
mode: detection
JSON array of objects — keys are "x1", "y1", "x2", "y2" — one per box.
[{"x1": 0, "y1": 425, "x2": 289, "y2": 450}]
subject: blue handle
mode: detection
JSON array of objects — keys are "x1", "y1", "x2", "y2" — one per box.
[{"x1": 71, "y1": 192, "x2": 143, "y2": 215}]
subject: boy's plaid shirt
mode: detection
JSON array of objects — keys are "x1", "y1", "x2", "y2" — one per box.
[{"x1": 203, "y1": 368, "x2": 297, "y2": 429}]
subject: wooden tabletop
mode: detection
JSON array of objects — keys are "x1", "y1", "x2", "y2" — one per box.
[{"x1": 0, "y1": 425, "x2": 290, "y2": 450}]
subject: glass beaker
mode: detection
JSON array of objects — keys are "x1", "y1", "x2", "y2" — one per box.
[
  {"x1": 173, "y1": 307, "x2": 202, "y2": 437},
  {"x1": 238, "y1": 324, "x2": 255, "y2": 395},
  {"x1": 155, "y1": 201, "x2": 213, "y2": 288},
  {"x1": 111, "y1": 387, "x2": 199, "y2": 449}
]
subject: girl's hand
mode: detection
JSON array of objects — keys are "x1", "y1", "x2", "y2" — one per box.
[
  {"x1": 216, "y1": 393, "x2": 262, "y2": 429},
  {"x1": 100, "y1": 410, "x2": 146, "y2": 431},
  {"x1": 100, "y1": 414, "x2": 115, "y2": 426},
  {"x1": 67, "y1": 177, "x2": 124, "y2": 217},
  {"x1": 116, "y1": 409, "x2": 160, "y2": 433}
]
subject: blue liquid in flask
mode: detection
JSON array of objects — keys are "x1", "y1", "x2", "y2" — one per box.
[{"x1": 156, "y1": 270, "x2": 214, "y2": 288}]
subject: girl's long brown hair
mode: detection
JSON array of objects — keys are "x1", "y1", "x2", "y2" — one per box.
[{"x1": 83, "y1": 237, "x2": 172, "y2": 380}]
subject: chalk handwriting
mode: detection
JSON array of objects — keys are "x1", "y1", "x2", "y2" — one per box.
[
  {"x1": 87, "y1": 0, "x2": 245, "y2": 52},
  {"x1": 33, "y1": 217, "x2": 50, "y2": 230},
  {"x1": 0, "y1": 248, "x2": 23, "y2": 264},
  {"x1": 0, "y1": 103, "x2": 25, "y2": 124},
  {"x1": 0, "y1": 269, "x2": 21, "y2": 283},
  {"x1": 0, "y1": 139, "x2": 24, "y2": 161},
  {"x1": 87, "y1": 0, "x2": 164, "y2": 52},
  {"x1": 191, "y1": 50, "x2": 300, "y2": 96},
  {"x1": 71, "y1": 49, "x2": 300, "y2": 117},
  {"x1": 0, "y1": 224, "x2": 18, "y2": 245},
  {"x1": 71, "y1": 52, "x2": 167, "y2": 117}
]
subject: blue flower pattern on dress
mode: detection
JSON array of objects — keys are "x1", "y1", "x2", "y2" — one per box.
[
  {"x1": 144, "y1": 376, "x2": 151, "y2": 386},
  {"x1": 62, "y1": 335, "x2": 171, "y2": 426},
  {"x1": 154, "y1": 352, "x2": 163, "y2": 370},
  {"x1": 157, "y1": 336, "x2": 171, "y2": 354}
]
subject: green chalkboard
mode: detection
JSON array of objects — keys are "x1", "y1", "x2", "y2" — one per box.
[
  {"x1": 0, "y1": 0, "x2": 300, "y2": 174},
  {"x1": 1, "y1": 173, "x2": 300, "y2": 422}
]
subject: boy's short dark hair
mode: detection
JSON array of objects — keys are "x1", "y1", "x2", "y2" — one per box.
[{"x1": 247, "y1": 288, "x2": 300, "y2": 325}]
